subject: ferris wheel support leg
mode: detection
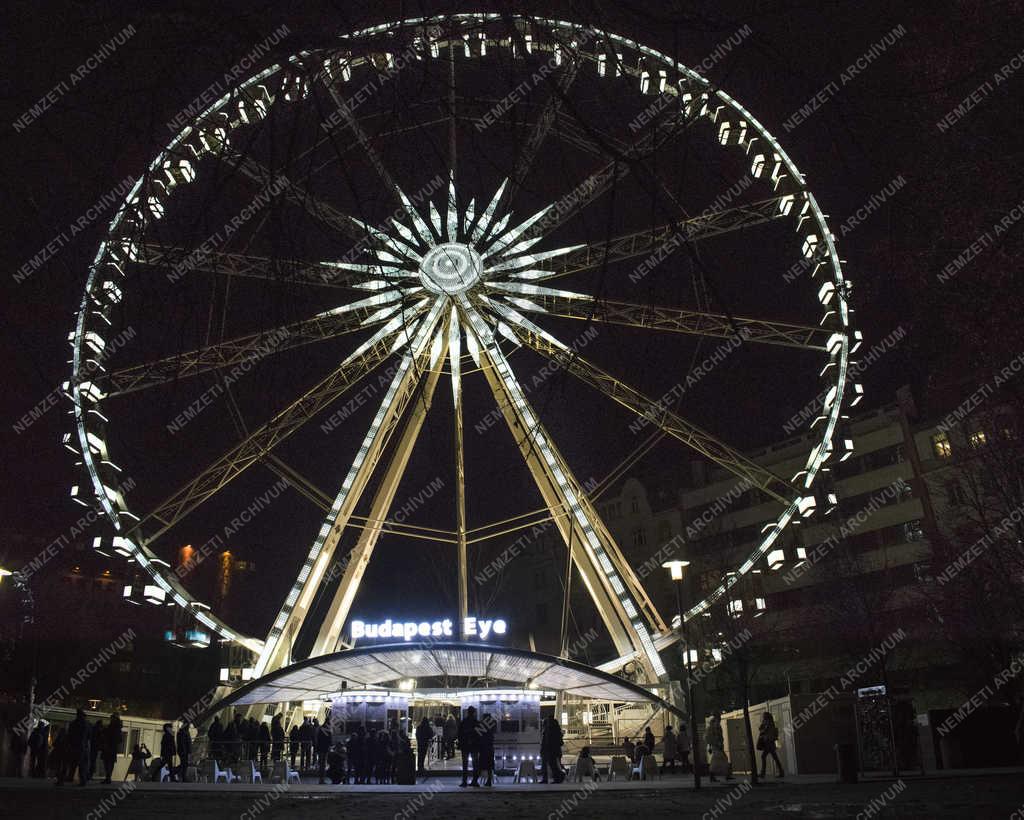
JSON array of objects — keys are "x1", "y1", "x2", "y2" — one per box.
[
  {"x1": 308, "y1": 336, "x2": 448, "y2": 658},
  {"x1": 460, "y1": 300, "x2": 667, "y2": 680},
  {"x1": 454, "y1": 368, "x2": 470, "y2": 639},
  {"x1": 252, "y1": 303, "x2": 446, "y2": 679}
]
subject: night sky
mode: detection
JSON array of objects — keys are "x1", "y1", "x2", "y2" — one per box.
[{"x1": 2, "y1": 1, "x2": 1021, "y2": 656}]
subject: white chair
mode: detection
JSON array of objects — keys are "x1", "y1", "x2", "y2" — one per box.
[
  {"x1": 639, "y1": 754, "x2": 661, "y2": 781},
  {"x1": 608, "y1": 756, "x2": 631, "y2": 781},
  {"x1": 271, "y1": 760, "x2": 301, "y2": 785},
  {"x1": 213, "y1": 759, "x2": 238, "y2": 783},
  {"x1": 159, "y1": 765, "x2": 171, "y2": 782},
  {"x1": 245, "y1": 760, "x2": 263, "y2": 784}
]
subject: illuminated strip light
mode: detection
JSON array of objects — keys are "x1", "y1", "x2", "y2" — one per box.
[
  {"x1": 470, "y1": 179, "x2": 507, "y2": 243},
  {"x1": 255, "y1": 300, "x2": 444, "y2": 676},
  {"x1": 71, "y1": 12, "x2": 850, "y2": 657},
  {"x1": 460, "y1": 300, "x2": 666, "y2": 678}
]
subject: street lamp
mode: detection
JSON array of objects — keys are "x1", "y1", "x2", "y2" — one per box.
[{"x1": 663, "y1": 559, "x2": 701, "y2": 790}]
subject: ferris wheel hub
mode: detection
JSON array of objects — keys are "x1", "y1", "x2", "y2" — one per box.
[{"x1": 418, "y1": 242, "x2": 483, "y2": 295}]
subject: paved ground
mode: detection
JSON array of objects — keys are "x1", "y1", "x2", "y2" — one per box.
[{"x1": 1, "y1": 770, "x2": 1022, "y2": 819}]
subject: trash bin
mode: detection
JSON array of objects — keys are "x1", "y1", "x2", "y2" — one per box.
[{"x1": 834, "y1": 743, "x2": 858, "y2": 783}]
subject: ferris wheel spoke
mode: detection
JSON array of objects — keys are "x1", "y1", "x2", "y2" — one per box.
[
  {"x1": 102, "y1": 294, "x2": 428, "y2": 397},
  {"x1": 550, "y1": 110, "x2": 624, "y2": 160},
  {"x1": 134, "y1": 244, "x2": 383, "y2": 290},
  {"x1": 500, "y1": 292, "x2": 832, "y2": 351},
  {"x1": 318, "y1": 72, "x2": 431, "y2": 241},
  {"x1": 506, "y1": 49, "x2": 583, "y2": 204},
  {"x1": 254, "y1": 300, "x2": 447, "y2": 676},
  {"x1": 498, "y1": 196, "x2": 789, "y2": 283},
  {"x1": 308, "y1": 319, "x2": 450, "y2": 657},
  {"x1": 220, "y1": 148, "x2": 375, "y2": 247},
  {"x1": 130, "y1": 319, "x2": 419, "y2": 547},
  {"x1": 458, "y1": 296, "x2": 668, "y2": 677},
  {"x1": 511, "y1": 324, "x2": 802, "y2": 506},
  {"x1": 515, "y1": 101, "x2": 697, "y2": 243}
]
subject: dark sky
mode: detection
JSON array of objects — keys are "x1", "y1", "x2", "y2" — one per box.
[{"x1": 2, "y1": 0, "x2": 1021, "y2": 649}]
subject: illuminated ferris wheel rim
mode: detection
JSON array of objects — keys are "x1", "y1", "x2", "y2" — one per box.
[{"x1": 69, "y1": 12, "x2": 856, "y2": 670}]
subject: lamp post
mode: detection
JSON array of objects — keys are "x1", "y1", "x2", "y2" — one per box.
[{"x1": 663, "y1": 559, "x2": 701, "y2": 790}]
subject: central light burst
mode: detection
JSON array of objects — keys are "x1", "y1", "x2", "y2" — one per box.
[
  {"x1": 321, "y1": 175, "x2": 591, "y2": 374},
  {"x1": 419, "y1": 243, "x2": 483, "y2": 295}
]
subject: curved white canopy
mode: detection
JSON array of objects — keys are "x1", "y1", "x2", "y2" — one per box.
[{"x1": 210, "y1": 643, "x2": 680, "y2": 714}]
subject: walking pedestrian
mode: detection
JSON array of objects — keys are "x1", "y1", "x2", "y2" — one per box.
[
  {"x1": 125, "y1": 743, "x2": 149, "y2": 782},
  {"x1": 457, "y1": 706, "x2": 480, "y2": 787},
  {"x1": 176, "y1": 720, "x2": 192, "y2": 782},
  {"x1": 415, "y1": 717, "x2": 434, "y2": 774},
  {"x1": 540, "y1": 715, "x2": 564, "y2": 783},
  {"x1": 207, "y1": 715, "x2": 223, "y2": 760},
  {"x1": 315, "y1": 717, "x2": 332, "y2": 784},
  {"x1": 243, "y1": 716, "x2": 257, "y2": 762},
  {"x1": 258, "y1": 720, "x2": 271, "y2": 766},
  {"x1": 643, "y1": 727, "x2": 657, "y2": 757},
  {"x1": 160, "y1": 723, "x2": 176, "y2": 781},
  {"x1": 222, "y1": 716, "x2": 239, "y2": 763},
  {"x1": 52, "y1": 727, "x2": 69, "y2": 785},
  {"x1": 443, "y1": 713, "x2": 458, "y2": 759},
  {"x1": 299, "y1": 717, "x2": 313, "y2": 770},
  {"x1": 757, "y1": 712, "x2": 784, "y2": 778},
  {"x1": 311, "y1": 718, "x2": 321, "y2": 769},
  {"x1": 289, "y1": 723, "x2": 299, "y2": 769},
  {"x1": 677, "y1": 721, "x2": 692, "y2": 772},
  {"x1": 89, "y1": 718, "x2": 104, "y2": 781},
  {"x1": 346, "y1": 726, "x2": 364, "y2": 784},
  {"x1": 271, "y1": 714, "x2": 285, "y2": 762},
  {"x1": 103, "y1": 713, "x2": 122, "y2": 783},
  {"x1": 660, "y1": 725, "x2": 678, "y2": 773},
  {"x1": 28, "y1": 720, "x2": 49, "y2": 779},
  {"x1": 706, "y1": 712, "x2": 732, "y2": 781},
  {"x1": 477, "y1": 713, "x2": 496, "y2": 787},
  {"x1": 327, "y1": 743, "x2": 348, "y2": 784},
  {"x1": 69, "y1": 710, "x2": 91, "y2": 786}
]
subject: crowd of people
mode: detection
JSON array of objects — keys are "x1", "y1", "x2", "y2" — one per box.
[
  {"x1": 5, "y1": 706, "x2": 788, "y2": 786},
  {"x1": 21, "y1": 709, "x2": 125, "y2": 786},
  {"x1": 612, "y1": 712, "x2": 784, "y2": 781}
]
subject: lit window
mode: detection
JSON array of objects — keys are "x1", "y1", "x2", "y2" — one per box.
[
  {"x1": 931, "y1": 433, "x2": 952, "y2": 459},
  {"x1": 969, "y1": 430, "x2": 987, "y2": 448}
]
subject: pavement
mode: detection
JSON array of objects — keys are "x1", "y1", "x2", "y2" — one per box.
[{"x1": 0, "y1": 768, "x2": 1022, "y2": 818}]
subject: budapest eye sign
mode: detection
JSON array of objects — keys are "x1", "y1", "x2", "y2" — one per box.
[{"x1": 350, "y1": 616, "x2": 508, "y2": 644}]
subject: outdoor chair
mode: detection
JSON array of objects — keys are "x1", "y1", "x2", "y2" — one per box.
[
  {"x1": 244, "y1": 760, "x2": 263, "y2": 784},
  {"x1": 639, "y1": 754, "x2": 661, "y2": 781},
  {"x1": 574, "y1": 757, "x2": 596, "y2": 782},
  {"x1": 271, "y1": 760, "x2": 301, "y2": 784},
  {"x1": 608, "y1": 756, "x2": 631, "y2": 781},
  {"x1": 213, "y1": 759, "x2": 239, "y2": 783},
  {"x1": 513, "y1": 758, "x2": 538, "y2": 783}
]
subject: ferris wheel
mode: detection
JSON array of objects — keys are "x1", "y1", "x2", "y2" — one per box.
[{"x1": 67, "y1": 13, "x2": 859, "y2": 683}]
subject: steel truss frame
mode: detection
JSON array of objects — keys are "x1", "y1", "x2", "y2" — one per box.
[{"x1": 68, "y1": 13, "x2": 855, "y2": 687}]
